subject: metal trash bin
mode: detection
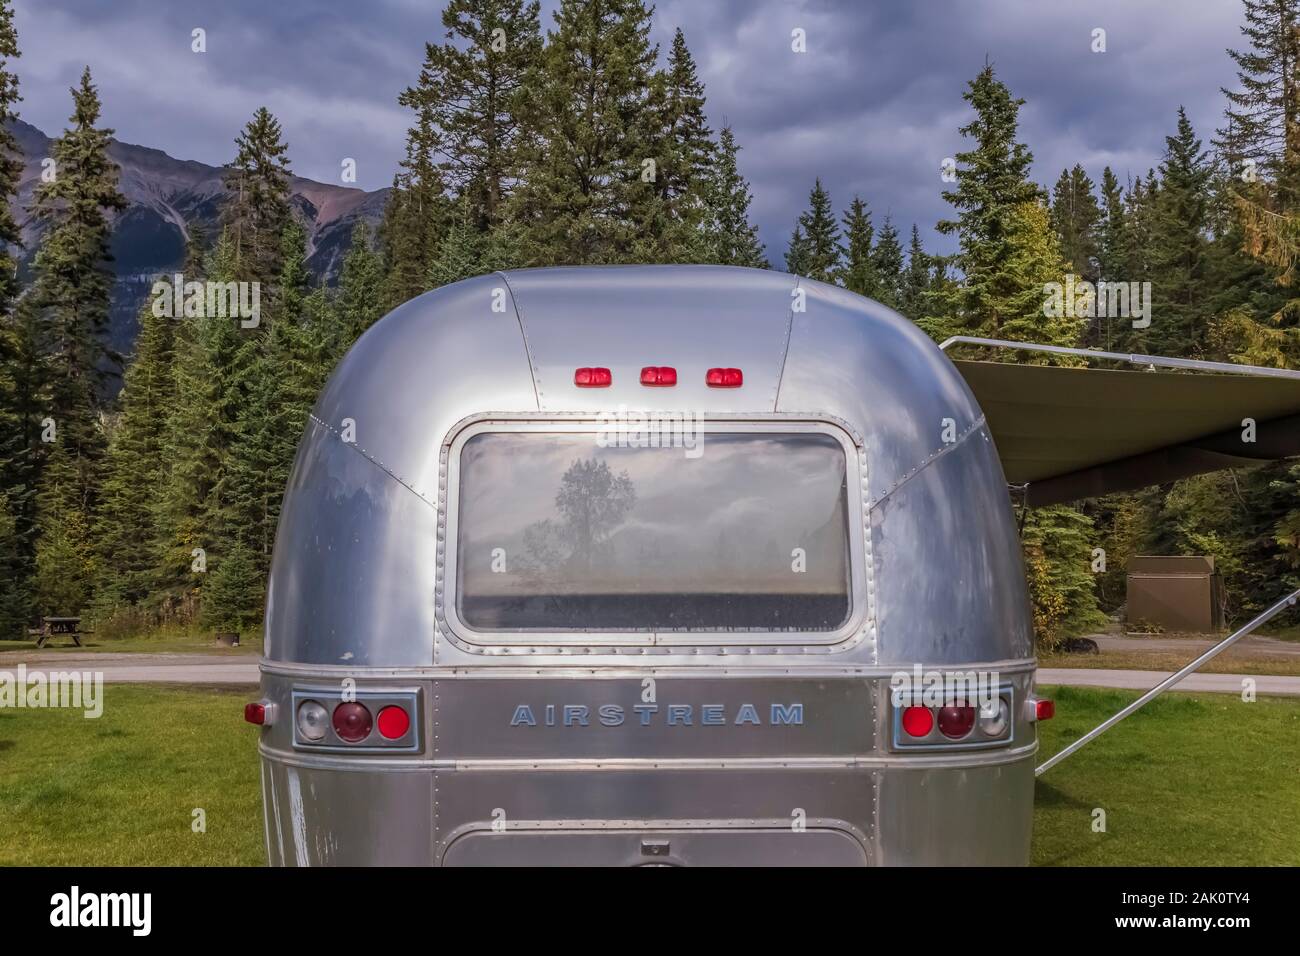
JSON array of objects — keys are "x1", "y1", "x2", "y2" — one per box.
[{"x1": 1126, "y1": 555, "x2": 1225, "y2": 634}]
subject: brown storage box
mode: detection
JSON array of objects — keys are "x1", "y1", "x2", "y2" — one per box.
[{"x1": 1126, "y1": 555, "x2": 1225, "y2": 634}]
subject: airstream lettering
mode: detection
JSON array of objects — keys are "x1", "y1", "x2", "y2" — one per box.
[
  {"x1": 252, "y1": 265, "x2": 1300, "y2": 866},
  {"x1": 508, "y1": 702, "x2": 804, "y2": 728}
]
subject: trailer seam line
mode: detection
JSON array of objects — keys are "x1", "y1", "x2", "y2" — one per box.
[
  {"x1": 772, "y1": 274, "x2": 799, "y2": 411},
  {"x1": 495, "y1": 270, "x2": 544, "y2": 410},
  {"x1": 870, "y1": 415, "x2": 987, "y2": 508},
  {"x1": 307, "y1": 413, "x2": 435, "y2": 508}
]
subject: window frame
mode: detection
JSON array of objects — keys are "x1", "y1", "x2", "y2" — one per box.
[{"x1": 438, "y1": 416, "x2": 871, "y2": 650}]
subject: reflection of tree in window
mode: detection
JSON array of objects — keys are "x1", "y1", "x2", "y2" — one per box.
[{"x1": 520, "y1": 459, "x2": 636, "y2": 586}]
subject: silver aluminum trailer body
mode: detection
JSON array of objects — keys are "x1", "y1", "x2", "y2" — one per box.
[{"x1": 256, "y1": 265, "x2": 1037, "y2": 866}]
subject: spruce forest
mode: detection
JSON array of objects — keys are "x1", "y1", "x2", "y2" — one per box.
[{"x1": 1, "y1": 0, "x2": 1299, "y2": 647}]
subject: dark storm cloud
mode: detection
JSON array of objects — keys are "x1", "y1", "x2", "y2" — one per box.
[{"x1": 14, "y1": 0, "x2": 1247, "y2": 260}]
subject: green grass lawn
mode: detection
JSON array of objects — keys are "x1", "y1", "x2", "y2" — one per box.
[
  {"x1": 1032, "y1": 684, "x2": 1300, "y2": 866},
  {"x1": 0, "y1": 685, "x2": 264, "y2": 865},
  {"x1": 0, "y1": 682, "x2": 1296, "y2": 866}
]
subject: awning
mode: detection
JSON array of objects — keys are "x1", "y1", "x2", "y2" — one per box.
[{"x1": 948, "y1": 348, "x2": 1300, "y2": 507}]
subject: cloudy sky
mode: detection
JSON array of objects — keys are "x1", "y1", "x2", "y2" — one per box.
[{"x1": 13, "y1": 0, "x2": 1248, "y2": 260}]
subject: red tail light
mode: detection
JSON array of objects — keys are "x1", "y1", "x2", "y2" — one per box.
[
  {"x1": 640, "y1": 366, "x2": 677, "y2": 386},
  {"x1": 706, "y1": 367, "x2": 743, "y2": 388},
  {"x1": 901, "y1": 706, "x2": 933, "y2": 738},
  {"x1": 937, "y1": 704, "x2": 976, "y2": 739},
  {"x1": 574, "y1": 367, "x2": 612, "y2": 387},
  {"x1": 1035, "y1": 698, "x2": 1055, "y2": 721},
  {"x1": 243, "y1": 702, "x2": 266, "y2": 725},
  {"x1": 332, "y1": 702, "x2": 373, "y2": 742},
  {"x1": 377, "y1": 705, "x2": 411, "y2": 740}
]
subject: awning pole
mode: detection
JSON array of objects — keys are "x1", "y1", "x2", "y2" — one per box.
[{"x1": 1035, "y1": 587, "x2": 1300, "y2": 777}]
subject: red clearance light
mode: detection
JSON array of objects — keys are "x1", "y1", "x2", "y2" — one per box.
[
  {"x1": 243, "y1": 702, "x2": 266, "y2": 725},
  {"x1": 640, "y1": 366, "x2": 677, "y2": 386},
  {"x1": 1035, "y1": 698, "x2": 1055, "y2": 721},
  {"x1": 333, "y1": 702, "x2": 373, "y2": 742},
  {"x1": 377, "y1": 705, "x2": 411, "y2": 740},
  {"x1": 937, "y1": 704, "x2": 976, "y2": 739},
  {"x1": 574, "y1": 367, "x2": 612, "y2": 387},
  {"x1": 706, "y1": 367, "x2": 743, "y2": 388},
  {"x1": 901, "y1": 706, "x2": 933, "y2": 738}
]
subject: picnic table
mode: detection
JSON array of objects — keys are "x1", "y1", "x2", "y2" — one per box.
[{"x1": 34, "y1": 616, "x2": 89, "y2": 649}]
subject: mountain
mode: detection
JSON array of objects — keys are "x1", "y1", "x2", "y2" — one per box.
[{"x1": 7, "y1": 119, "x2": 389, "y2": 361}]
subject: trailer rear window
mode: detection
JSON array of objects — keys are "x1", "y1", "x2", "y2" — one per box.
[{"x1": 454, "y1": 431, "x2": 851, "y2": 632}]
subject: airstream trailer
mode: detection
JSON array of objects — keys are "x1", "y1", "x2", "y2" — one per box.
[{"x1": 248, "y1": 265, "x2": 1300, "y2": 866}]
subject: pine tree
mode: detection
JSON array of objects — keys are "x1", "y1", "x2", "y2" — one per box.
[
  {"x1": 784, "y1": 225, "x2": 810, "y2": 278},
  {"x1": 698, "y1": 125, "x2": 767, "y2": 267},
  {"x1": 1122, "y1": 172, "x2": 1160, "y2": 287},
  {"x1": 658, "y1": 27, "x2": 713, "y2": 248},
  {"x1": 508, "y1": 0, "x2": 667, "y2": 264},
  {"x1": 27, "y1": 67, "x2": 127, "y2": 617},
  {"x1": 1049, "y1": 164, "x2": 1101, "y2": 281},
  {"x1": 0, "y1": 0, "x2": 32, "y2": 636},
  {"x1": 1082, "y1": 168, "x2": 1131, "y2": 350},
  {"x1": 33, "y1": 447, "x2": 95, "y2": 616},
  {"x1": 430, "y1": 194, "x2": 493, "y2": 287},
  {"x1": 401, "y1": 0, "x2": 541, "y2": 231},
  {"x1": 899, "y1": 224, "x2": 931, "y2": 319},
  {"x1": 335, "y1": 221, "x2": 385, "y2": 347},
  {"x1": 225, "y1": 221, "x2": 317, "y2": 577},
  {"x1": 0, "y1": 492, "x2": 23, "y2": 637},
  {"x1": 92, "y1": 301, "x2": 175, "y2": 611},
  {"x1": 870, "y1": 215, "x2": 904, "y2": 308},
  {"x1": 1213, "y1": 0, "x2": 1300, "y2": 349},
  {"x1": 999, "y1": 199, "x2": 1085, "y2": 346},
  {"x1": 1207, "y1": 0, "x2": 1300, "y2": 362},
  {"x1": 934, "y1": 64, "x2": 1042, "y2": 335},
  {"x1": 838, "y1": 196, "x2": 878, "y2": 297},
  {"x1": 152, "y1": 233, "x2": 243, "y2": 611},
  {"x1": 1146, "y1": 108, "x2": 1213, "y2": 356},
  {"x1": 380, "y1": 79, "x2": 454, "y2": 311},
  {"x1": 0, "y1": 0, "x2": 19, "y2": 316},
  {"x1": 1097, "y1": 167, "x2": 1127, "y2": 280},
  {"x1": 784, "y1": 179, "x2": 840, "y2": 282},
  {"x1": 205, "y1": 220, "x2": 335, "y2": 630},
  {"x1": 223, "y1": 107, "x2": 293, "y2": 285},
  {"x1": 158, "y1": 108, "x2": 302, "y2": 616},
  {"x1": 0, "y1": 305, "x2": 43, "y2": 633},
  {"x1": 1021, "y1": 505, "x2": 1109, "y2": 646},
  {"x1": 198, "y1": 537, "x2": 262, "y2": 634},
  {"x1": 1217, "y1": 0, "x2": 1300, "y2": 209}
]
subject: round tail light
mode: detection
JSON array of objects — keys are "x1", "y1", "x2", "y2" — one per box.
[
  {"x1": 978, "y1": 697, "x2": 1009, "y2": 737},
  {"x1": 937, "y1": 704, "x2": 976, "y2": 739},
  {"x1": 901, "y1": 706, "x2": 933, "y2": 738},
  {"x1": 332, "y1": 702, "x2": 373, "y2": 742},
  {"x1": 377, "y1": 705, "x2": 410, "y2": 740},
  {"x1": 296, "y1": 700, "x2": 329, "y2": 741}
]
